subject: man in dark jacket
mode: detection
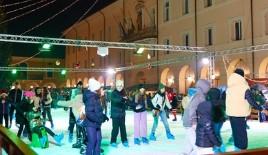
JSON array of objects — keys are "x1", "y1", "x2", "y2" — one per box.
[
  {"x1": 8, "y1": 82, "x2": 23, "y2": 128},
  {"x1": 110, "y1": 80, "x2": 129, "y2": 147},
  {"x1": 84, "y1": 78, "x2": 108, "y2": 155}
]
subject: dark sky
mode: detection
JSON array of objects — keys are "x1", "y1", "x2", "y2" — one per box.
[{"x1": 2, "y1": 0, "x2": 116, "y2": 58}]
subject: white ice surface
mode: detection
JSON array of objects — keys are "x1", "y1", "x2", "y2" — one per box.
[{"x1": 9, "y1": 109, "x2": 268, "y2": 155}]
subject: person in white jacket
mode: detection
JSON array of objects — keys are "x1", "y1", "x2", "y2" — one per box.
[
  {"x1": 57, "y1": 81, "x2": 86, "y2": 149},
  {"x1": 149, "y1": 83, "x2": 175, "y2": 141}
]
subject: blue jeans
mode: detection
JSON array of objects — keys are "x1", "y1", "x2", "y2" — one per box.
[
  {"x1": 151, "y1": 110, "x2": 171, "y2": 134},
  {"x1": 214, "y1": 122, "x2": 223, "y2": 143}
]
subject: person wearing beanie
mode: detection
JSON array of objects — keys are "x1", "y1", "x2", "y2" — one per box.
[
  {"x1": 84, "y1": 78, "x2": 109, "y2": 155},
  {"x1": 149, "y1": 83, "x2": 175, "y2": 141},
  {"x1": 132, "y1": 84, "x2": 149, "y2": 145},
  {"x1": 181, "y1": 79, "x2": 210, "y2": 154},
  {"x1": 226, "y1": 68, "x2": 268, "y2": 151},
  {"x1": 57, "y1": 81, "x2": 87, "y2": 152},
  {"x1": 110, "y1": 80, "x2": 130, "y2": 147}
]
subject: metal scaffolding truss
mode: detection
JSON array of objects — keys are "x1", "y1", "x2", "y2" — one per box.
[
  {"x1": 0, "y1": 34, "x2": 207, "y2": 52},
  {"x1": 0, "y1": 67, "x2": 108, "y2": 72}
]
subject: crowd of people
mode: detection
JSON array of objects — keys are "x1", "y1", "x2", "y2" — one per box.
[{"x1": 0, "y1": 68, "x2": 268, "y2": 155}]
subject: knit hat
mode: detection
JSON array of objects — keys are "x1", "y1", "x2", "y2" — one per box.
[
  {"x1": 88, "y1": 78, "x2": 101, "y2": 92},
  {"x1": 234, "y1": 68, "x2": 244, "y2": 77},
  {"x1": 24, "y1": 91, "x2": 35, "y2": 97},
  {"x1": 159, "y1": 83, "x2": 165, "y2": 90}
]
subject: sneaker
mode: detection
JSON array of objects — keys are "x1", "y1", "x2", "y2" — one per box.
[
  {"x1": 134, "y1": 138, "x2": 140, "y2": 145},
  {"x1": 149, "y1": 133, "x2": 156, "y2": 141},
  {"x1": 141, "y1": 137, "x2": 149, "y2": 144},
  {"x1": 40, "y1": 136, "x2": 47, "y2": 148},
  {"x1": 166, "y1": 132, "x2": 175, "y2": 140},
  {"x1": 54, "y1": 133, "x2": 64, "y2": 145},
  {"x1": 172, "y1": 118, "x2": 177, "y2": 121},
  {"x1": 110, "y1": 143, "x2": 117, "y2": 148},
  {"x1": 101, "y1": 148, "x2": 104, "y2": 153},
  {"x1": 122, "y1": 141, "x2": 129, "y2": 147},
  {"x1": 72, "y1": 140, "x2": 82, "y2": 148}
]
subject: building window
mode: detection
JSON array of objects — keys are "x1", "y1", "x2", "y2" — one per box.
[
  {"x1": 204, "y1": 0, "x2": 212, "y2": 8},
  {"x1": 164, "y1": 39, "x2": 170, "y2": 54},
  {"x1": 233, "y1": 20, "x2": 242, "y2": 41},
  {"x1": 183, "y1": 33, "x2": 190, "y2": 46},
  {"x1": 206, "y1": 28, "x2": 213, "y2": 46},
  {"x1": 265, "y1": 12, "x2": 268, "y2": 35},
  {"x1": 164, "y1": 0, "x2": 170, "y2": 22},
  {"x1": 183, "y1": 0, "x2": 189, "y2": 15}
]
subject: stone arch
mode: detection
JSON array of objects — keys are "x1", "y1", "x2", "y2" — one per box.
[
  {"x1": 71, "y1": 79, "x2": 76, "y2": 87},
  {"x1": 227, "y1": 58, "x2": 250, "y2": 77},
  {"x1": 259, "y1": 57, "x2": 268, "y2": 78},
  {"x1": 178, "y1": 65, "x2": 195, "y2": 94}
]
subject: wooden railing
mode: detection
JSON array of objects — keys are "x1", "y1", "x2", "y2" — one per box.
[
  {"x1": 0, "y1": 126, "x2": 37, "y2": 155},
  {"x1": 219, "y1": 147, "x2": 268, "y2": 155}
]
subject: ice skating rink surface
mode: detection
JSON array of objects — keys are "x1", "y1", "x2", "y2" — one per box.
[{"x1": 10, "y1": 109, "x2": 268, "y2": 155}]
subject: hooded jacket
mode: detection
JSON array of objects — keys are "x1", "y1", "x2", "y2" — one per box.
[
  {"x1": 83, "y1": 90, "x2": 106, "y2": 128},
  {"x1": 151, "y1": 91, "x2": 171, "y2": 111},
  {"x1": 182, "y1": 79, "x2": 210, "y2": 128}
]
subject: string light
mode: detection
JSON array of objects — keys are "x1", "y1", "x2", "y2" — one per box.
[
  {"x1": 0, "y1": 0, "x2": 34, "y2": 8},
  {"x1": 0, "y1": 0, "x2": 56, "y2": 25},
  {"x1": 1, "y1": 0, "x2": 48, "y2": 16},
  {"x1": 62, "y1": 0, "x2": 99, "y2": 37},
  {"x1": 21, "y1": 0, "x2": 80, "y2": 35}
]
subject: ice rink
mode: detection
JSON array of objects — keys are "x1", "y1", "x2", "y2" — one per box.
[{"x1": 10, "y1": 108, "x2": 268, "y2": 155}]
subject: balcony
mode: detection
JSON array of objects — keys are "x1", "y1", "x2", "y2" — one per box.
[{"x1": 120, "y1": 26, "x2": 157, "y2": 42}]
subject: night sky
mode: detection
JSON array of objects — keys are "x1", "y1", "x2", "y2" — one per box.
[{"x1": 2, "y1": 0, "x2": 116, "y2": 58}]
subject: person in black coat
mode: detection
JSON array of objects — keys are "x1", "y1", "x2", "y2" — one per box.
[
  {"x1": 84, "y1": 78, "x2": 108, "y2": 155},
  {"x1": 16, "y1": 91, "x2": 35, "y2": 141},
  {"x1": 110, "y1": 80, "x2": 129, "y2": 147},
  {"x1": 0, "y1": 93, "x2": 9, "y2": 128},
  {"x1": 195, "y1": 88, "x2": 222, "y2": 154},
  {"x1": 8, "y1": 82, "x2": 23, "y2": 128}
]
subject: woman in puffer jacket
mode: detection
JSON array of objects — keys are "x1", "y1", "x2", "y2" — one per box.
[{"x1": 195, "y1": 88, "x2": 223, "y2": 154}]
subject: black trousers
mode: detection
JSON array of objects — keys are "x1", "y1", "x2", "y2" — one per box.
[
  {"x1": 229, "y1": 116, "x2": 248, "y2": 149},
  {"x1": 42, "y1": 107, "x2": 53, "y2": 125},
  {"x1": 17, "y1": 121, "x2": 32, "y2": 141},
  {"x1": 68, "y1": 108, "x2": 76, "y2": 134},
  {"x1": 111, "y1": 117, "x2": 127, "y2": 143},
  {"x1": 9, "y1": 105, "x2": 15, "y2": 126},
  {"x1": 0, "y1": 113, "x2": 8, "y2": 128},
  {"x1": 76, "y1": 123, "x2": 87, "y2": 144}
]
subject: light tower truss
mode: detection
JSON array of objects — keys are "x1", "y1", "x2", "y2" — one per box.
[{"x1": 0, "y1": 34, "x2": 207, "y2": 52}]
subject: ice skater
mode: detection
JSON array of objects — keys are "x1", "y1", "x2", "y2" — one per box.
[
  {"x1": 149, "y1": 83, "x2": 175, "y2": 141},
  {"x1": 84, "y1": 78, "x2": 109, "y2": 155},
  {"x1": 110, "y1": 80, "x2": 129, "y2": 147},
  {"x1": 132, "y1": 84, "x2": 149, "y2": 145}
]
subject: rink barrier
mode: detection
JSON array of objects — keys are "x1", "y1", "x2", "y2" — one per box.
[
  {"x1": 0, "y1": 126, "x2": 37, "y2": 155},
  {"x1": 219, "y1": 147, "x2": 268, "y2": 155}
]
